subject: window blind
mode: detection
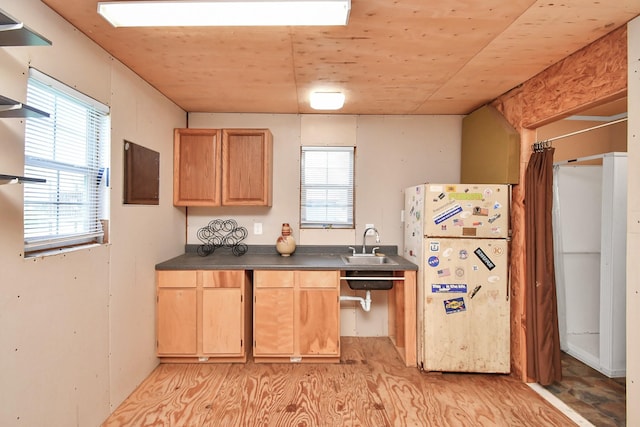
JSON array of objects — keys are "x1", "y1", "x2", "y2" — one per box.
[
  {"x1": 300, "y1": 146, "x2": 354, "y2": 228},
  {"x1": 23, "y1": 68, "x2": 110, "y2": 253}
]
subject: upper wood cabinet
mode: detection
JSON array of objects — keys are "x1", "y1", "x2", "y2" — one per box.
[
  {"x1": 173, "y1": 128, "x2": 272, "y2": 207},
  {"x1": 221, "y1": 129, "x2": 273, "y2": 206},
  {"x1": 173, "y1": 128, "x2": 222, "y2": 206}
]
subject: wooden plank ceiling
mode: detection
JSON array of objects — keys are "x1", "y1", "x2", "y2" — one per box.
[{"x1": 41, "y1": 0, "x2": 640, "y2": 115}]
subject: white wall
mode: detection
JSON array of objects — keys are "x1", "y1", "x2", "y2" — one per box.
[
  {"x1": 187, "y1": 113, "x2": 462, "y2": 336},
  {"x1": 626, "y1": 15, "x2": 640, "y2": 427},
  {"x1": 0, "y1": 1, "x2": 186, "y2": 425}
]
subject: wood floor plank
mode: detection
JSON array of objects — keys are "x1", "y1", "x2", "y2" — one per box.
[
  {"x1": 102, "y1": 363, "x2": 231, "y2": 427},
  {"x1": 203, "y1": 362, "x2": 302, "y2": 425},
  {"x1": 102, "y1": 338, "x2": 581, "y2": 426},
  {"x1": 360, "y1": 337, "x2": 434, "y2": 426},
  {"x1": 339, "y1": 336, "x2": 367, "y2": 364},
  {"x1": 360, "y1": 337, "x2": 577, "y2": 427},
  {"x1": 312, "y1": 363, "x2": 392, "y2": 426}
]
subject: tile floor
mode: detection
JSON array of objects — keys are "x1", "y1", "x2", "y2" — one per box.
[{"x1": 544, "y1": 352, "x2": 626, "y2": 427}]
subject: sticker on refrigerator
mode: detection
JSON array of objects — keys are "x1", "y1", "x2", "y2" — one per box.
[
  {"x1": 444, "y1": 297, "x2": 466, "y2": 314},
  {"x1": 437, "y1": 268, "x2": 451, "y2": 277},
  {"x1": 429, "y1": 241, "x2": 440, "y2": 252},
  {"x1": 432, "y1": 284, "x2": 467, "y2": 293},
  {"x1": 472, "y1": 207, "x2": 489, "y2": 216},
  {"x1": 474, "y1": 248, "x2": 496, "y2": 270},
  {"x1": 449, "y1": 192, "x2": 483, "y2": 201},
  {"x1": 488, "y1": 213, "x2": 501, "y2": 223},
  {"x1": 428, "y1": 256, "x2": 440, "y2": 267},
  {"x1": 462, "y1": 228, "x2": 477, "y2": 237},
  {"x1": 434, "y1": 204, "x2": 462, "y2": 225},
  {"x1": 469, "y1": 285, "x2": 482, "y2": 299}
]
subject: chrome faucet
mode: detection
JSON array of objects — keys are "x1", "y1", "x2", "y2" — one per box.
[{"x1": 362, "y1": 227, "x2": 380, "y2": 254}]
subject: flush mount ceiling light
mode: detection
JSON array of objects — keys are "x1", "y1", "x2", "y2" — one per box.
[
  {"x1": 97, "y1": 0, "x2": 351, "y2": 27},
  {"x1": 310, "y1": 91, "x2": 345, "y2": 110}
]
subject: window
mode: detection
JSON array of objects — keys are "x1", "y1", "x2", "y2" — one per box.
[
  {"x1": 300, "y1": 146, "x2": 354, "y2": 228},
  {"x1": 23, "y1": 68, "x2": 110, "y2": 254}
]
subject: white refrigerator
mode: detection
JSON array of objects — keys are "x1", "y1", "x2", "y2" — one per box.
[{"x1": 404, "y1": 183, "x2": 511, "y2": 373}]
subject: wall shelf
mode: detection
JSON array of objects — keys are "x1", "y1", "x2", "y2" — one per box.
[
  {"x1": 0, "y1": 174, "x2": 46, "y2": 185},
  {"x1": 0, "y1": 94, "x2": 49, "y2": 119},
  {"x1": 0, "y1": 8, "x2": 51, "y2": 46}
]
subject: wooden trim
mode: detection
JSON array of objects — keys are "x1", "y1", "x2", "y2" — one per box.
[{"x1": 387, "y1": 270, "x2": 417, "y2": 367}]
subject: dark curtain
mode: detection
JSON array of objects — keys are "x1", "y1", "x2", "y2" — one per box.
[{"x1": 525, "y1": 147, "x2": 562, "y2": 386}]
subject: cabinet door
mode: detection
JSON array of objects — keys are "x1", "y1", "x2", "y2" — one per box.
[
  {"x1": 173, "y1": 128, "x2": 222, "y2": 206},
  {"x1": 221, "y1": 129, "x2": 272, "y2": 206},
  {"x1": 157, "y1": 288, "x2": 197, "y2": 355},
  {"x1": 299, "y1": 289, "x2": 340, "y2": 356},
  {"x1": 254, "y1": 288, "x2": 294, "y2": 355},
  {"x1": 202, "y1": 288, "x2": 243, "y2": 355}
]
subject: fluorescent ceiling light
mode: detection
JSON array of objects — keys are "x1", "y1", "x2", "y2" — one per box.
[
  {"x1": 97, "y1": 0, "x2": 351, "y2": 27},
  {"x1": 310, "y1": 92, "x2": 345, "y2": 110}
]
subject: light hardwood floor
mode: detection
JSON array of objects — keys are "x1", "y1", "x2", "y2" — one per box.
[{"x1": 103, "y1": 337, "x2": 575, "y2": 426}]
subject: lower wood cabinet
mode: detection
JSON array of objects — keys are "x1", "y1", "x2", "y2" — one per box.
[
  {"x1": 253, "y1": 270, "x2": 340, "y2": 363},
  {"x1": 156, "y1": 269, "x2": 251, "y2": 363}
]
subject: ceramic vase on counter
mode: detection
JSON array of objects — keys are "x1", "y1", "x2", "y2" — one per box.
[{"x1": 276, "y1": 223, "x2": 296, "y2": 256}]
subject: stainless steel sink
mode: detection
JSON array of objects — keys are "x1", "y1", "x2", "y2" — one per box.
[
  {"x1": 340, "y1": 254, "x2": 398, "y2": 265},
  {"x1": 343, "y1": 269, "x2": 396, "y2": 290}
]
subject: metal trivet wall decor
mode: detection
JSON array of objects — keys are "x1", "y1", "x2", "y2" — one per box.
[{"x1": 197, "y1": 219, "x2": 248, "y2": 257}]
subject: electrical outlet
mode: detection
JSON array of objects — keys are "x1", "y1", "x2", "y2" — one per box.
[
  {"x1": 254, "y1": 222, "x2": 263, "y2": 235},
  {"x1": 365, "y1": 223, "x2": 375, "y2": 235}
]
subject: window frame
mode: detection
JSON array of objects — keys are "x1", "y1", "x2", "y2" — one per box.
[
  {"x1": 300, "y1": 146, "x2": 355, "y2": 229},
  {"x1": 23, "y1": 68, "x2": 110, "y2": 256}
]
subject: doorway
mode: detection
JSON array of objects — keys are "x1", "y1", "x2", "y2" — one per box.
[{"x1": 536, "y1": 97, "x2": 627, "y2": 426}]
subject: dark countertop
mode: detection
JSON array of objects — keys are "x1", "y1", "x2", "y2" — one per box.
[{"x1": 155, "y1": 245, "x2": 418, "y2": 271}]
